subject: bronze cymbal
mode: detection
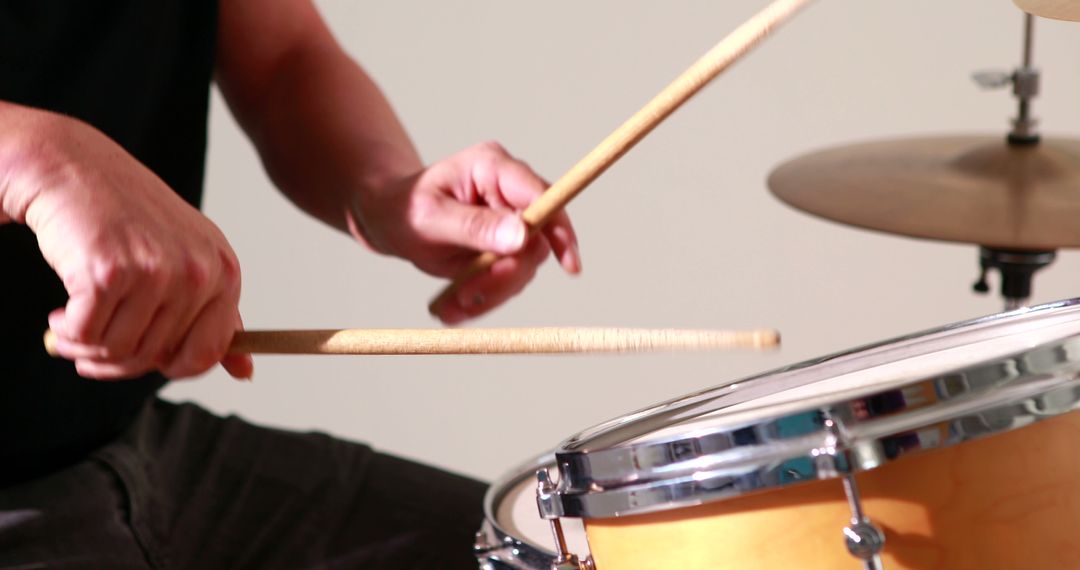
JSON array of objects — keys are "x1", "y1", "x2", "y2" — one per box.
[
  {"x1": 767, "y1": 136, "x2": 1080, "y2": 249},
  {"x1": 1014, "y1": 0, "x2": 1080, "y2": 22}
]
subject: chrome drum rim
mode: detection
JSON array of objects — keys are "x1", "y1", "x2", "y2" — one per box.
[{"x1": 541, "y1": 299, "x2": 1080, "y2": 519}]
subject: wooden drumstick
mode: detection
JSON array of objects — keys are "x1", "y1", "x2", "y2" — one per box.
[
  {"x1": 428, "y1": 0, "x2": 815, "y2": 314},
  {"x1": 44, "y1": 327, "x2": 778, "y2": 356}
]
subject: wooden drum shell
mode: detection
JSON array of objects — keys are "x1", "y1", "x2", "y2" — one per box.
[{"x1": 584, "y1": 410, "x2": 1080, "y2": 569}]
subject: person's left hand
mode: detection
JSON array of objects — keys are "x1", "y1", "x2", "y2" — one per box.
[{"x1": 347, "y1": 141, "x2": 581, "y2": 324}]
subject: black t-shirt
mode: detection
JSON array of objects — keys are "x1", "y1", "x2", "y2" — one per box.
[{"x1": 0, "y1": 1, "x2": 218, "y2": 484}]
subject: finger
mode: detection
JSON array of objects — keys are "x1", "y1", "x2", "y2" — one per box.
[
  {"x1": 58, "y1": 286, "x2": 124, "y2": 345},
  {"x1": 131, "y1": 304, "x2": 180, "y2": 368},
  {"x1": 221, "y1": 352, "x2": 253, "y2": 380},
  {"x1": 435, "y1": 238, "x2": 550, "y2": 324},
  {"x1": 221, "y1": 310, "x2": 253, "y2": 380},
  {"x1": 540, "y1": 209, "x2": 582, "y2": 275},
  {"x1": 48, "y1": 309, "x2": 107, "y2": 360},
  {"x1": 420, "y1": 198, "x2": 527, "y2": 255},
  {"x1": 480, "y1": 155, "x2": 581, "y2": 274},
  {"x1": 159, "y1": 295, "x2": 236, "y2": 380},
  {"x1": 97, "y1": 277, "x2": 168, "y2": 359},
  {"x1": 50, "y1": 336, "x2": 109, "y2": 361},
  {"x1": 99, "y1": 303, "x2": 181, "y2": 372},
  {"x1": 55, "y1": 256, "x2": 142, "y2": 344},
  {"x1": 66, "y1": 306, "x2": 181, "y2": 379},
  {"x1": 72, "y1": 357, "x2": 152, "y2": 381},
  {"x1": 466, "y1": 148, "x2": 519, "y2": 211},
  {"x1": 484, "y1": 152, "x2": 549, "y2": 210}
]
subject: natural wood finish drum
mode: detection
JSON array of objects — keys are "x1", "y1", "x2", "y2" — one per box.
[{"x1": 583, "y1": 411, "x2": 1080, "y2": 569}]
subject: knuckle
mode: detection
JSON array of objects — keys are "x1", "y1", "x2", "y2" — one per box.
[
  {"x1": 141, "y1": 258, "x2": 172, "y2": 291},
  {"x1": 218, "y1": 250, "x2": 241, "y2": 288},
  {"x1": 474, "y1": 140, "x2": 507, "y2": 156},
  {"x1": 182, "y1": 255, "x2": 212, "y2": 292},
  {"x1": 92, "y1": 256, "x2": 129, "y2": 291},
  {"x1": 60, "y1": 264, "x2": 94, "y2": 295}
]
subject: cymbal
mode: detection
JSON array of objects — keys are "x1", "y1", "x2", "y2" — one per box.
[
  {"x1": 767, "y1": 136, "x2": 1080, "y2": 249},
  {"x1": 1014, "y1": 0, "x2": 1080, "y2": 22}
]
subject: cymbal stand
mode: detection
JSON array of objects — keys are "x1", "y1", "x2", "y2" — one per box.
[
  {"x1": 970, "y1": 13, "x2": 1054, "y2": 310},
  {"x1": 974, "y1": 13, "x2": 1040, "y2": 144},
  {"x1": 972, "y1": 248, "x2": 1056, "y2": 311}
]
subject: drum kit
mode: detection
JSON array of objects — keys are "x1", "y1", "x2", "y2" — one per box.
[{"x1": 475, "y1": 1, "x2": 1080, "y2": 569}]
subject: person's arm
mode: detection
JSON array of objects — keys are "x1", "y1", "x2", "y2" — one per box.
[
  {"x1": 0, "y1": 101, "x2": 252, "y2": 380},
  {"x1": 216, "y1": 0, "x2": 581, "y2": 323}
]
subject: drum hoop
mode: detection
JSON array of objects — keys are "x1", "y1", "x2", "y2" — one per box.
[
  {"x1": 542, "y1": 298, "x2": 1080, "y2": 519},
  {"x1": 476, "y1": 453, "x2": 558, "y2": 569}
]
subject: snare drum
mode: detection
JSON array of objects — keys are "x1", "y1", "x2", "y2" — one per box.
[{"x1": 479, "y1": 299, "x2": 1080, "y2": 569}]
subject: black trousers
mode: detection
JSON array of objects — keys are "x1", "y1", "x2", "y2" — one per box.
[{"x1": 0, "y1": 399, "x2": 487, "y2": 569}]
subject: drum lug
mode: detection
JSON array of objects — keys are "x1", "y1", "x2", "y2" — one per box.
[
  {"x1": 536, "y1": 469, "x2": 595, "y2": 570},
  {"x1": 818, "y1": 416, "x2": 886, "y2": 569},
  {"x1": 840, "y1": 468, "x2": 886, "y2": 569}
]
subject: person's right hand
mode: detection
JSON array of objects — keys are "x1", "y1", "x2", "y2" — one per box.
[{"x1": 3, "y1": 107, "x2": 252, "y2": 380}]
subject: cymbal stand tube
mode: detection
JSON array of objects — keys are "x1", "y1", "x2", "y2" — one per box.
[
  {"x1": 1010, "y1": 13, "x2": 1040, "y2": 143},
  {"x1": 1022, "y1": 12, "x2": 1034, "y2": 68}
]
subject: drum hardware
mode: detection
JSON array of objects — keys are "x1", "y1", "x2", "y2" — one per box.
[
  {"x1": 972, "y1": 14, "x2": 1040, "y2": 145},
  {"x1": 473, "y1": 530, "x2": 497, "y2": 556},
  {"x1": 971, "y1": 247, "x2": 1056, "y2": 310},
  {"x1": 841, "y1": 476, "x2": 886, "y2": 569},
  {"x1": 968, "y1": 14, "x2": 1051, "y2": 309},
  {"x1": 769, "y1": 13, "x2": 1080, "y2": 311},
  {"x1": 476, "y1": 453, "x2": 594, "y2": 570},
  {"x1": 1024, "y1": 385, "x2": 1080, "y2": 417},
  {"x1": 817, "y1": 416, "x2": 886, "y2": 569},
  {"x1": 536, "y1": 469, "x2": 594, "y2": 570},
  {"x1": 477, "y1": 300, "x2": 1080, "y2": 569}
]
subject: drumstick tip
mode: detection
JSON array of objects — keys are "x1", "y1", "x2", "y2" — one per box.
[
  {"x1": 754, "y1": 328, "x2": 781, "y2": 348},
  {"x1": 43, "y1": 329, "x2": 59, "y2": 357}
]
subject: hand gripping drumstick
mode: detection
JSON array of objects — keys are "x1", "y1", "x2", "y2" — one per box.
[
  {"x1": 44, "y1": 327, "x2": 778, "y2": 356},
  {"x1": 428, "y1": 0, "x2": 816, "y2": 315}
]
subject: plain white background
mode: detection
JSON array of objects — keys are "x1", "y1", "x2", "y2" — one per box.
[{"x1": 164, "y1": 0, "x2": 1080, "y2": 481}]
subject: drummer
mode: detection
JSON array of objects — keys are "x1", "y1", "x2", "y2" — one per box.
[{"x1": 0, "y1": 0, "x2": 580, "y2": 567}]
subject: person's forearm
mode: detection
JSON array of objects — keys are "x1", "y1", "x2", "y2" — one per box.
[
  {"x1": 219, "y1": 35, "x2": 421, "y2": 234},
  {"x1": 0, "y1": 101, "x2": 50, "y2": 225},
  {"x1": 0, "y1": 102, "x2": 92, "y2": 228}
]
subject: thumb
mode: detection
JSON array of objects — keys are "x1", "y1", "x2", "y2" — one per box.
[
  {"x1": 424, "y1": 198, "x2": 527, "y2": 254},
  {"x1": 222, "y1": 311, "x2": 253, "y2": 381}
]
